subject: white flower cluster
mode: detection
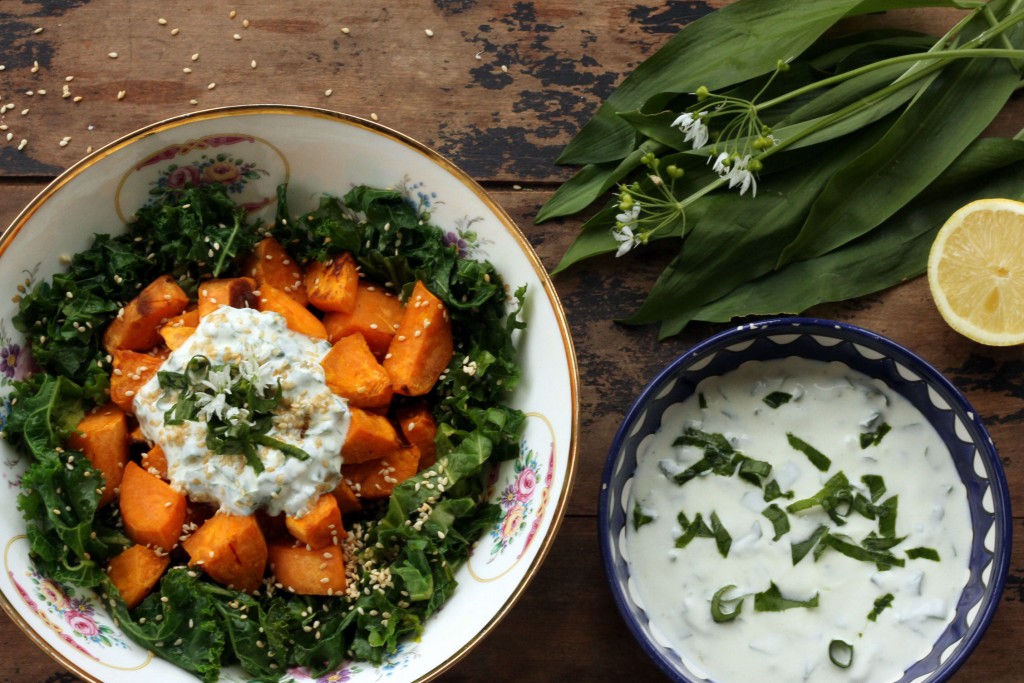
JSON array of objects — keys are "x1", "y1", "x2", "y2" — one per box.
[
  {"x1": 195, "y1": 356, "x2": 277, "y2": 424},
  {"x1": 674, "y1": 112, "x2": 758, "y2": 198}
]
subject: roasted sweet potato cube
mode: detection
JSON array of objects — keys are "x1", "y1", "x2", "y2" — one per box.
[
  {"x1": 285, "y1": 493, "x2": 345, "y2": 550},
  {"x1": 257, "y1": 284, "x2": 328, "y2": 339},
  {"x1": 107, "y1": 544, "x2": 171, "y2": 609},
  {"x1": 158, "y1": 309, "x2": 199, "y2": 350},
  {"x1": 321, "y1": 333, "x2": 393, "y2": 409},
  {"x1": 103, "y1": 275, "x2": 190, "y2": 352},
  {"x1": 120, "y1": 461, "x2": 187, "y2": 552},
  {"x1": 323, "y1": 281, "x2": 404, "y2": 358},
  {"x1": 183, "y1": 513, "x2": 268, "y2": 594},
  {"x1": 342, "y1": 407, "x2": 402, "y2": 464},
  {"x1": 397, "y1": 403, "x2": 438, "y2": 471},
  {"x1": 159, "y1": 325, "x2": 196, "y2": 351},
  {"x1": 268, "y1": 541, "x2": 347, "y2": 596},
  {"x1": 141, "y1": 443, "x2": 168, "y2": 480},
  {"x1": 330, "y1": 479, "x2": 363, "y2": 515},
  {"x1": 304, "y1": 252, "x2": 358, "y2": 313},
  {"x1": 243, "y1": 237, "x2": 308, "y2": 306},
  {"x1": 110, "y1": 349, "x2": 164, "y2": 414},
  {"x1": 67, "y1": 403, "x2": 129, "y2": 507},
  {"x1": 198, "y1": 277, "x2": 257, "y2": 317},
  {"x1": 343, "y1": 445, "x2": 420, "y2": 499},
  {"x1": 383, "y1": 281, "x2": 454, "y2": 396}
]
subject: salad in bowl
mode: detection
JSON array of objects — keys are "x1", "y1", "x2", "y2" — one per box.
[{"x1": 0, "y1": 106, "x2": 578, "y2": 683}]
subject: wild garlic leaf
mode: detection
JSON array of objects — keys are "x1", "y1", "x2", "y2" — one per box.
[
  {"x1": 682, "y1": 138, "x2": 1024, "y2": 328},
  {"x1": 753, "y1": 581, "x2": 819, "y2": 612},
  {"x1": 778, "y1": 9, "x2": 1024, "y2": 266},
  {"x1": 554, "y1": 0, "x2": 870, "y2": 166}
]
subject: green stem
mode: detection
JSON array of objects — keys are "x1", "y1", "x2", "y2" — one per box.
[
  {"x1": 755, "y1": 4, "x2": 1024, "y2": 112},
  {"x1": 757, "y1": 48, "x2": 1024, "y2": 113}
]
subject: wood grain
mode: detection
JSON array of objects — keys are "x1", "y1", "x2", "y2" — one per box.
[{"x1": 1, "y1": 1, "x2": 1023, "y2": 681}]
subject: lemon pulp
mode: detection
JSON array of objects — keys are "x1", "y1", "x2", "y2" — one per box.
[{"x1": 927, "y1": 198, "x2": 1024, "y2": 345}]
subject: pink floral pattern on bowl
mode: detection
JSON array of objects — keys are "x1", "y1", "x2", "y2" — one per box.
[
  {"x1": 150, "y1": 153, "x2": 267, "y2": 204},
  {"x1": 490, "y1": 447, "x2": 542, "y2": 556},
  {"x1": 115, "y1": 134, "x2": 287, "y2": 221},
  {"x1": 283, "y1": 642, "x2": 419, "y2": 682},
  {"x1": 10, "y1": 568, "x2": 128, "y2": 660},
  {"x1": 468, "y1": 412, "x2": 558, "y2": 582}
]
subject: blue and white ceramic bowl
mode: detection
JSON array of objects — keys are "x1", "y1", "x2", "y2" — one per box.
[{"x1": 599, "y1": 317, "x2": 1010, "y2": 683}]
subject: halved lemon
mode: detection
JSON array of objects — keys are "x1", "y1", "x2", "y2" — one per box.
[{"x1": 928, "y1": 197, "x2": 1024, "y2": 346}]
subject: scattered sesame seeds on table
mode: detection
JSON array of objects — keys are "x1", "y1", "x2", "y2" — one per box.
[{"x1": 0, "y1": 2, "x2": 1022, "y2": 682}]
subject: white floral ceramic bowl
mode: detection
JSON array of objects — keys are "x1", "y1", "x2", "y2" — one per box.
[
  {"x1": 600, "y1": 318, "x2": 1010, "y2": 683},
  {"x1": 0, "y1": 105, "x2": 578, "y2": 682}
]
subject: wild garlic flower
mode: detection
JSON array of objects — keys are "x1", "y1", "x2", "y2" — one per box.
[
  {"x1": 672, "y1": 111, "x2": 710, "y2": 150},
  {"x1": 197, "y1": 391, "x2": 229, "y2": 420},
  {"x1": 613, "y1": 224, "x2": 642, "y2": 257},
  {"x1": 711, "y1": 152, "x2": 730, "y2": 175},
  {"x1": 613, "y1": 203, "x2": 643, "y2": 257},
  {"x1": 725, "y1": 155, "x2": 758, "y2": 197},
  {"x1": 202, "y1": 365, "x2": 234, "y2": 396},
  {"x1": 239, "y1": 356, "x2": 276, "y2": 393}
]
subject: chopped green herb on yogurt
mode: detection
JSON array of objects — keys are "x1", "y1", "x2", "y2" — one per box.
[
  {"x1": 157, "y1": 353, "x2": 313, "y2": 474},
  {"x1": 860, "y1": 422, "x2": 893, "y2": 448},
  {"x1": 867, "y1": 593, "x2": 895, "y2": 621},
  {"x1": 829, "y1": 639, "x2": 854, "y2": 669},
  {"x1": 762, "y1": 391, "x2": 792, "y2": 409}
]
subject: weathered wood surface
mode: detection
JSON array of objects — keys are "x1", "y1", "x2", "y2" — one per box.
[{"x1": 1, "y1": 1, "x2": 1023, "y2": 681}]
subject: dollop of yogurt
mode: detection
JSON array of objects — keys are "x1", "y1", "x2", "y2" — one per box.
[{"x1": 134, "y1": 306, "x2": 350, "y2": 517}]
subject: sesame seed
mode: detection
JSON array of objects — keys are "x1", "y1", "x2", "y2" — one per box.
[
  {"x1": 158, "y1": 17, "x2": 167, "y2": 24},
  {"x1": 189, "y1": 99, "x2": 198, "y2": 105},
  {"x1": 108, "y1": 52, "x2": 119, "y2": 59},
  {"x1": 73, "y1": 96, "x2": 83, "y2": 103},
  {"x1": 425, "y1": 28, "x2": 434, "y2": 37},
  {"x1": 183, "y1": 67, "x2": 192, "y2": 73},
  {"x1": 191, "y1": 53, "x2": 199, "y2": 61},
  {"x1": 31, "y1": 61, "x2": 39, "y2": 73},
  {"x1": 20, "y1": 108, "x2": 29, "y2": 116},
  {"x1": 171, "y1": 27, "x2": 179, "y2": 35},
  {"x1": 207, "y1": 82, "x2": 216, "y2": 90},
  {"x1": 17, "y1": 139, "x2": 27, "y2": 151},
  {"x1": 229, "y1": 9, "x2": 237, "y2": 18},
  {"x1": 243, "y1": 19, "x2": 250, "y2": 28},
  {"x1": 371, "y1": 112, "x2": 379, "y2": 121},
  {"x1": 325, "y1": 89, "x2": 332, "y2": 97},
  {"x1": 251, "y1": 59, "x2": 257, "y2": 69},
  {"x1": 233, "y1": 33, "x2": 242, "y2": 40},
  {"x1": 117, "y1": 90, "x2": 126, "y2": 100},
  {"x1": 33, "y1": 27, "x2": 43, "y2": 34}
]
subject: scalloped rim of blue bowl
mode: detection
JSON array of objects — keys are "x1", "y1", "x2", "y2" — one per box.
[{"x1": 599, "y1": 317, "x2": 1012, "y2": 683}]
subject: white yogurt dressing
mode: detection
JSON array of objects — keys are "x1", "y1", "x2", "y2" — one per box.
[
  {"x1": 626, "y1": 357, "x2": 972, "y2": 683},
  {"x1": 134, "y1": 306, "x2": 350, "y2": 517}
]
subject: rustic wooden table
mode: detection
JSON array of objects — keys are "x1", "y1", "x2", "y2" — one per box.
[{"x1": 0, "y1": 1, "x2": 1021, "y2": 681}]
